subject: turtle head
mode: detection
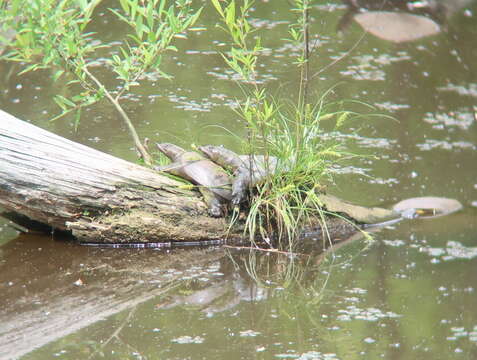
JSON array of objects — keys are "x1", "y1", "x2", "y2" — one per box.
[
  {"x1": 199, "y1": 145, "x2": 243, "y2": 171},
  {"x1": 198, "y1": 145, "x2": 221, "y2": 161},
  {"x1": 156, "y1": 143, "x2": 185, "y2": 161}
]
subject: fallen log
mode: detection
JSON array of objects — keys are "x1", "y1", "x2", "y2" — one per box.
[
  {"x1": 0, "y1": 109, "x2": 234, "y2": 243},
  {"x1": 0, "y1": 109, "x2": 357, "y2": 244}
]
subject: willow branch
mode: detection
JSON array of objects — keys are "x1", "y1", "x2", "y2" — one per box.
[{"x1": 82, "y1": 66, "x2": 153, "y2": 166}]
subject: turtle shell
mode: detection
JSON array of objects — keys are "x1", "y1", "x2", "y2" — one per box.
[{"x1": 157, "y1": 143, "x2": 232, "y2": 201}]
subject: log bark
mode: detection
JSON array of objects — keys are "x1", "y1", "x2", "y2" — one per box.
[{"x1": 0, "y1": 109, "x2": 356, "y2": 243}]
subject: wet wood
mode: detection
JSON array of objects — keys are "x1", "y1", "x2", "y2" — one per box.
[{"x1": 0, "y1": 109, "x2": 236, "y2": 243}]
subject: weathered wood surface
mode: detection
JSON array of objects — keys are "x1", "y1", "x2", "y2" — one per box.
[{"x1": 0, "y1": 109, "x2": 237, "y2": 243}]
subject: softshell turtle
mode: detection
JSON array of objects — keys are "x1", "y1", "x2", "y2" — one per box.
[
  {"x1": 199, "y1": 145, "x2": 280, "y2": 206},
  {"x1": 393, "y1": 197, "x2": 463, "y2": 218},
  {"x1": 155, "y1": 143, "x2": 232, "y2": 217}
]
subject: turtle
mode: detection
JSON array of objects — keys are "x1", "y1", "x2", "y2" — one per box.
[
  {"x1": 198, "y1": 145, "x2": 283, "y2": 206},
  {"x1": 155, "y1": 143, "x2": 232, "y2": 217}
]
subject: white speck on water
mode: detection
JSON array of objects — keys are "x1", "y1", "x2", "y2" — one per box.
[
  {"x1": 171, "y1": 335, "x2": 204, "y2": 344},
  {"x1": 364, "y1": 337, "x2": 376, "y2": 344},
  {"x1": 240, "y1": 330, "x2": 261, "y2": 337},
  {"x1": 345, "y1": 288, "x2": 367, "y2": 294},
  {"x1": 274, "y1": 353, "x2": 298, "y2": 358},
  {"x1": 337, "y1": 306, "x2": 401, "y2": 321},
  {"x1": 383, "y1": 240, "x2": 405, "y2": 247}
]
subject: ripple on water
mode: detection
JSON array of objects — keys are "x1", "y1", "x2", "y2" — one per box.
[
  {"x1": 423, "y1": 110, "x2": 475, "y2": 131},
  {"x1": 416, "y1": 139, "x2": 476, "y2": 151},
  {"x1": 438, "y1": 83, "x2": 477, "y2": 98},
  {"x1": 446, "y1": 325, "x2": 477, "y2": 343},
  {"x1": 420, "y1": 241, "x2": 477, "y2": 262},
  {"x1": 383, "y1": 239, "x2": 406, "y2": 247},
  {"x1": 240, "y1": 330, "x2": 261, "y2": 337},
  {"x1": 274, "y1": 351, "x2": 339, "y2": 359},
  {"x1": 374, "y1": 102, "x2": 411, "y2": 112},
  {"x1": 340, "y1": 53, "x2": 411, "y2": 81},
  {"x1": 248, "y1": 18, "x2": 288, "y2": 30},
  {"x1": 337, "y1": 305, "x2": 401, "y2": 322},
  {"x1": 171, "y1": 335, "x2": 205, "y2": 344},
  {"x1": 324, "y1": 132, "x2": 397, "y2": 150}
]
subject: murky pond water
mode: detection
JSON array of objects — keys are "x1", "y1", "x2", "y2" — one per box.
[{"x1": 1, "y1": 0, "x2": 477, "y2": 359}]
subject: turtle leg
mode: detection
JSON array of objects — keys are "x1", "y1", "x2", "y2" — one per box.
[
  {"x1": 199, "y1": 188, "x2": 226, "y2": 217},
  {"x1": 154, "y1": 162, "x2": 191, "y2": 180},
  {"x1": 231, "y1": 168, "x2": 251, "y2": 205}
]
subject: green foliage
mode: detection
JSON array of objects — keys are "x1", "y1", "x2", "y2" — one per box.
[
  {"x1": 0, "y1": 0, "x2": 200, "y2": 162},
  {"x1": 240, "y1": 96, "x2": 357, "y2": 248},
  {"x1": 287, "y1": 0, "x2": 311, "y2": 66},
  {"x1": 0, "y1": 0, "x2": 103, "y2": 118},
  {"x1": 211, "y1": 0, "x2": 261, "y2": 81},
  {"x1": 212, "y1": 0, "x2": 357, "y2": 247},
  {"x1": 110, "y1": 0, "x2": 202, "y2": 90}
]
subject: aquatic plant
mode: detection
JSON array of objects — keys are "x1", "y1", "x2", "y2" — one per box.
[
  {"x1": 0, "y1": 0, "x2": 201, "y2": 165},
  {"x1": 212, "y1": 0, "x2": 359, "y2": 248}
]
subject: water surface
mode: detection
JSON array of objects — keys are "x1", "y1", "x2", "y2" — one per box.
[{"x1": 1, "y1": 0, "x2": 476, "y2": 359}]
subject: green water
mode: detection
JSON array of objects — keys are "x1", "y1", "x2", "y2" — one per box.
[{"x1": 1, "y1": 1, "x2": 476, "y2": 359}]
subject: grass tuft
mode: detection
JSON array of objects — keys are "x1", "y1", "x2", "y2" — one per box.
[{"x1": 236, "y1": 96, "x2": 358, "y2": 248}]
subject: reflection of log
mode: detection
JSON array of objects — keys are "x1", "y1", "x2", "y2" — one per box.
[
  {"x1": 0, "y1": 109, "x2": 357, "y2": 243},
  {"x1": 0, "y1": 234, "x2": 227, "y2": 359},
  {"x1": 0, "y1": 228, "x2": 367, "y2": 359}
]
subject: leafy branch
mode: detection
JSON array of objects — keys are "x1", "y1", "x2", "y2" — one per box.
[{"x1": 0, "y1": 0, "x2": 201, "y2": 166}]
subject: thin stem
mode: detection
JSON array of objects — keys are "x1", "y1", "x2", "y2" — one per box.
[
  {"x1": 296, "y1": 0, "x2": 310, "y2": 155},
  {"x1": 83, "y1": 66, "x2": 153, "y2": 166},
  {"x1": 87, "y1": 306, "x2": 138, "y2": 360},
  {"x1": 310, "y1": 29, "x2": 366, "y2": 80},
  {"x1": 302, "y1": 1, "x2": 310, "y2": 107}
]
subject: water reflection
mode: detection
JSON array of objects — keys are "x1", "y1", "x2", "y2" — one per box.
[
  {"x1": 10, "y1": 211, "x2": 475, "y2": 360},
  {"x1": 0, "y1": 229, "x2": 369, "y2": 359}
]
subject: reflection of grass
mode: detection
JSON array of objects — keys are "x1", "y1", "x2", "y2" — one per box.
[{"x1": 227, "y1": 230, "x2": 372, "y2": 333}]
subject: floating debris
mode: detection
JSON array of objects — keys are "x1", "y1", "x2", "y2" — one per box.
[
  {"x1": 337, "y1": 306, "x2": 401, "y2": 322},
  {"x1": 420, "y1": 241, "x2": 477, "y2": 261}
]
